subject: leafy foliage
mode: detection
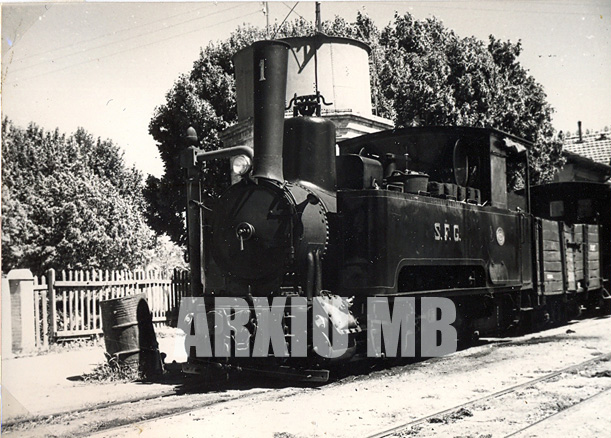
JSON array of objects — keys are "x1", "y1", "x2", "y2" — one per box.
[
  {"x1": 144, "y1": 234, "x2": 188, "y2": 275},
  {"x1": 379, "y1": 14, "x2": 563, "y2": 183},
  {"x1": 2, "y1": 118, "x2": 154, "y2": 275},
  {"x1": 147, "y1": 12, "x2": 563, "y2": 244}
]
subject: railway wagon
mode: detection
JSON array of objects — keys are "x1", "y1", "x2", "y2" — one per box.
[{"x1": 530, "y1": 182, "x2": 611, "y2": 315}]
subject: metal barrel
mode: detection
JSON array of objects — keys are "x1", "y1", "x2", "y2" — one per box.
[
  {"x1": 99, "y1": 293, "x2": 162, "y2": 377},
  {"x1": 252, "y1": 40, "x2": 290, "y2": 182}
]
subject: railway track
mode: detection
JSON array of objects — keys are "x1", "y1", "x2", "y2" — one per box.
[
  {"x1": 5, "y1": 320, "x2": 610, "y2": 438},
  {"x1": 2, "y1": 380, "x2": 277, "y2": 438},
  {"x1": 75, "y1": 352, "x2": 611, "y2": 438},
  {"x1": 366, "y1": 353, "x2": 611, "y2": 438}
]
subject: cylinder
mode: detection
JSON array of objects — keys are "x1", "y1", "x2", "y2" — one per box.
[
  {"x1": 100, "y1": 293, "x2": 162, "y2": 377},
  {"x1": 252, "y1": 40, "x2": 290, "y2": 181},
  {"x1": 283, "y1": 117, "x2": 337, "y2": 191}
]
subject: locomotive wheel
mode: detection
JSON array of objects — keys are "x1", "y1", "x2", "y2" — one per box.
[
  {"x1": 593, "y1": 289, "x2": 611, "y2": 316},
  {"x1": 505, "y1": 313, "x2": 529, "y2": 337},
  {"x1": 549, "y1": 298, "x2": 568, "y2": 327},
  {"x1": 456, "y1": 324, "x2": 479, "y2": 349},
  {"x1": 583, "y1": 289, "x2": 611, "y2": 317},
  {"x1": 567, "y1": 298, "x2": 582, "y2": 321},
  {"x1": 550, "y1": 301, "x2": 559, "y2": 326}
]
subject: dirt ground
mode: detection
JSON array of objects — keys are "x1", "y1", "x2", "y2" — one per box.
[
  {"x1": 3, "y1": 316, "x2": 609, "y2": 438},
  {"x1": 1, "y1": 327, "x2": 188, "y2": 420}
]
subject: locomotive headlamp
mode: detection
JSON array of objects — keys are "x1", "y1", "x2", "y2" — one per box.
[
  {"x1": 231, "y1": 154, "x2": 252, "y2": 176},
  {"x1": 496, "y1": 227, "x2": 506, "y2": 246}
]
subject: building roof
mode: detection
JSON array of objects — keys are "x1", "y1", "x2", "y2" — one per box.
[{"x1": 563, "y1": 130, "x2": 611, "y2": 165}]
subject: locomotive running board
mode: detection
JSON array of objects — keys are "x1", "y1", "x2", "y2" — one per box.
[{"x1": 183, "y1": 360, "x2": 330, "y2": 383}]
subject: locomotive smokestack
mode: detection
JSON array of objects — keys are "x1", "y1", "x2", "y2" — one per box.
[
  {"x1": 252, "y1": 40, "x2": 290, "y2": 181},
  {"x1": 578, "y1": 120, "x2": 583, "y2": 143}
]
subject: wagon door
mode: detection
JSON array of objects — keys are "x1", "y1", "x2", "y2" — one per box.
[
  {"x1": 536, "y1": 218, "x2": 566, "y2": 296},
  {"x1": 563, "y1": 224, "x2": 601, "y2": 292},
  {"x1": 584, "y1": 224, "x2": 601, "y2": 290},
  {"x1": 564, "y1": 224, "x2": 577, "y2": 292}
]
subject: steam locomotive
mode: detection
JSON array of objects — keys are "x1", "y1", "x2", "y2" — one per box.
[{"x1": 179, "y1": 39, "x2": 610, "y2": 382}]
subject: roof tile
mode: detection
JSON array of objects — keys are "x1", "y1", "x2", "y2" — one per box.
[{"x1": 564, "y1": 130, "x2": 611, "y2": 165}]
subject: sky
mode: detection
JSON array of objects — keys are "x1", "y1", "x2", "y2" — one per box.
[{"x1": 2, "y1": 1, "x2": 610, "y2": 177}]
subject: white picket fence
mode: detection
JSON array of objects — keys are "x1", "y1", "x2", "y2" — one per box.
[{"x1": 32, "y1": 268, "x2": 190, "y2": 347}]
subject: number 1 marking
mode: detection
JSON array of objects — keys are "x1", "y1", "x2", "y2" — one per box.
[{"x1": 259, "y1": 59, "x2": 266, "y2": 81}]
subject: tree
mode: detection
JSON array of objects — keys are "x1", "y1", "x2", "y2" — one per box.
[
  {"x1": 147, "y1": 12, "x2": 563, "y2": 244},
  {"x1": 487, "y1": 36, "x2": 563, "y2": 183},
  {"x1": 1, "y1": 118, "x2": 154, "y2": 275},
  {"x1": 379, "y1": 14, "x2": 563, "y2": 182}
]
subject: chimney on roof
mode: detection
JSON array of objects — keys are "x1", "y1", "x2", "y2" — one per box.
[{"x1": 578, "y1": 121, "x2": 583, "y2": 143}]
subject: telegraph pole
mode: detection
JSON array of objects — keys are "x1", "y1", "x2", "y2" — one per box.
[{"x1": 265, "y1": 2, "x2": 270, "y2": 39}]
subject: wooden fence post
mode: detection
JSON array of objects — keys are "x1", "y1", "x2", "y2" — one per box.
[
  {"x1": 48, "y1": 268, "x2": 56, "y2": 339},
  {"x1": 41, "y1": 276, "x2": 49, "y2": 348},
  {"x1": 37, "y1": 274, "x2": 49, "y2": 349},
  {"x1": 33, "y1": 275, "x2": 41, "y2": 348}
]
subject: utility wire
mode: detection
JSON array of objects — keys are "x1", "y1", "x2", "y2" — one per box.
[
  {"x1": 11, "y1": 9, "x2": 262, "y2": 83},
  {"x1": 11, "y1": 3, "x2": 246, "y2": 75},
  {"x1": 272, "y1": 2, "x2": 299, "y2": 39},
  {"x1": 281, "y1": 2, "x2": 307, "y2": 21},
  {"x1": 381, "y1": 0, "x2": 607, "y2": 16},
  {"x1": 425, "y1": 4, "x2": 607, "y2": 15},
  {"x1": 15, "y1": 4, "x2": 222, "y2": 63}
]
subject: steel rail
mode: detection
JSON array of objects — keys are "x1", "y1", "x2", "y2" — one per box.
[
  {"x1": 366, "y1": 353, "x2": 611, "y2": 438},
  {"x1": 503, "y1": 387, "x2": 611, "y2": 438},
  {"x1": 3, "y1": 386, "x2": 272, "y2": 437},
  {"x1": 79, "y1": 389, "x2": 274, "y2": 438}
]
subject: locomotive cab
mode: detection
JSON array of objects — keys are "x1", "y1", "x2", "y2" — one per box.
[{"x1": 337, "y1": 126, "x2": 531, "y2": 212}]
